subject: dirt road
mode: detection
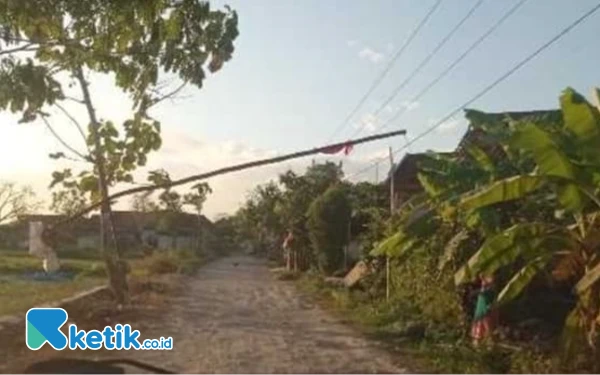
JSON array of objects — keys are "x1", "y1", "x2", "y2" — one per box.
[
  {"x1": 9, "y1": 255, "x2": 409, "y2": 373},
  {"x1": 143, "y1": 255, "x2": 408, "y2": 373}
]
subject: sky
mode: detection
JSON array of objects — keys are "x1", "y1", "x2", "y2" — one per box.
[{"x1": 1, "y1": 0, "x2": 600, "y2": 219}]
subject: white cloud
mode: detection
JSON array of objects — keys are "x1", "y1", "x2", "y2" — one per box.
[
  {"x1": 400, "y1": 100, "x2": 420, "y2": 112},
  {"x1": 358, "y1": 47, "x2": 385, "y2": 64},
  {"x1": 436, "y1": 118, "x2": 463, "y2": 134},
  {"x1": 355, "y1": 113, "x2": 381, "y2": 133}
]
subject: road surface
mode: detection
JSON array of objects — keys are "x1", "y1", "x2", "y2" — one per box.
[{"x1": 13, "y1": 255, "x2": 409, "y2": 373}]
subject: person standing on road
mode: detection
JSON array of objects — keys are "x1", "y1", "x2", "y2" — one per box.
[{"x1": 282, "y1": 230, "x2": 294, "y2": 270}]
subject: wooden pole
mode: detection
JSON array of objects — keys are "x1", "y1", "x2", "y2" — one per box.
[
  {"x1": 47, "y1": 129, "x2": 407, "y2": 232},
  {"x1": 387, "y1": 147, "x2": 395, "y2": 302}
]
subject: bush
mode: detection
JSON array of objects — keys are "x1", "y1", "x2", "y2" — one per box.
[
  {"x1": 144, "y1": 252, "x2": 179, "y2": 275},
  {"x1": 141, "y1": 249, "x2": 206, "y2": 276},
  {"x1": 307, "y1": 185, "x2": 351, "y2": 274}
]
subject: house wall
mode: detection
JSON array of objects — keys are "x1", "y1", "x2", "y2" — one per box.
[
  {"x1": 77, "y1": 235, "x2": 100, "y2": 250},
  {"x1": 156, "y1": 234, "x2": 195, "y2": 250}
]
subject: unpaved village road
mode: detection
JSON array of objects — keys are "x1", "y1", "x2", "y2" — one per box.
[
  {"x1": 125, "y1": 257, "x2": 408, "y2": 374},
  {"x1": 130, "y1": 255, "x2": 407, "y2": 373},
  {"x1": 9, "y1": 255, "x2": 410, "y2": 373}
]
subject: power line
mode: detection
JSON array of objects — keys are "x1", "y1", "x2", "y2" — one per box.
[
  {"x1": 325, "y1": 0, "x2": 443, "y2": 142},
  {"x1": 347, "y1": 1, "x2": 600, "y2": 180},
  {"x1": 350, "y1": 0, "x2": 486, "y2": 138},
  {"x1": 375, "y1": 0, "x2": 529, "y2": 134}
]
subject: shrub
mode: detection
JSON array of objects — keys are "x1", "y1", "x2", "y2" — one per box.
[
  {"x1": 143, "y1": 252, "x2": 179, "y2": 275},
  {"x1": 307, "y1": 185, "x2": 351, "y2": 275},
  {"x1": 142, "y1": 249, "x2": 205, "y2": 275}
]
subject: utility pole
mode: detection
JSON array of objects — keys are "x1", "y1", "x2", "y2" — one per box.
[{"x1": 387, "y1": 147, "x2": 395, "y2": 301}]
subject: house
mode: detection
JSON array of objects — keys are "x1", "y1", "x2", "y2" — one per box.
[
  {"x1": 385, "y1": 152, "x2": 454, "y2": 210},
  {"x1": 384, "y1": 109, "x2": 561, "y2": 211},
  {"x1": 0, "y1": 211, "x2": 216, "y2": 254}
]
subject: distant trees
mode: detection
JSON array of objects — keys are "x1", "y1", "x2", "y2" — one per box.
[
  {"x1": 0, "y1": 182, "x2": 40, "y2": 224},
  {"x1": 184, "y1": 182, "x2": 213, "y2": 217},
  {"x1": 50, "y1": 189, "x2": 88, "y2": 216},
  {"x1": 130, "y1": 193, "x2": 158, "y2": 213},
  {"x1": 307, "y1": 185, "x2": 351, "y2": 274},
  {"x1": 233, "y1": 161, "x2": 382, "y2": 272}
]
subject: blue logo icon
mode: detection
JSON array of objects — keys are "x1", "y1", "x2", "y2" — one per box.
[
  {"x1": 26, "y1": 308, "x2": 68, "y2": 350},
  {"x1": 26, "y1": 307, "x2": 172, "y2": 351}
]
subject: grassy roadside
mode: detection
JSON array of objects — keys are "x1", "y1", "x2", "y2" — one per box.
[
  {"x1": 0, "y1": 248, "x2": 207, "y2": 317},
  {"x1": 292, "y1": 272, "x2": 557, "y2": 374}
]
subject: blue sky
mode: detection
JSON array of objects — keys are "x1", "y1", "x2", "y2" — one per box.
[
  {"x1": 2, "y1": 0, "x2": 600, "y2": 218},
  {"x1": 164, "y1": 0, "x2": 599, "y2": 149}
]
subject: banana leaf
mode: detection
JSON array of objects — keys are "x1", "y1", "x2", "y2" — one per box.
[
  {"x1": 560, "y1": 87, "x2": 600, "y2": 162},
  {"x1": 465, "y1": 144, "x2": 495, "y2": 175},
  {"x1": 459, "y1": 175, "x2": 546, "y2": 211},
  {"x1": 510, "y1": 122, "x2": 585, "y2": 211},
  {"x1": 454, "y1": 222, "x2": 553, "y2": 285},
  {"x1": 496, "y1": 254, "x2": 552, "y2": 306}
]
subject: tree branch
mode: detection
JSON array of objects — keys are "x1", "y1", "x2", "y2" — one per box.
[
  {"x1": 148, "y1": 81, "x2": 188, "y2": 109},
  {"x1": 0, "y1": 43, "x2": 39, "y2": 55},
  {"x1": 54, "y1": 102, "x2": 91, "y2": 154},
  {"x1": 40, "y1": 114, "x2": 90, "y2": 162},
  {"x1": 64, "y1": 95, "x2": 86, "y2": 104}
]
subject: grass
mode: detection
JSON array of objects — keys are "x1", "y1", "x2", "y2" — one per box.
[
  {"x1": 0, "y1": 248, "x2": 205, "y2": 317},
  {"x1": 294, "y1": 273, "x2": 559, "y2": 374},
  {"x1": 0, "y1": 250, "x2": 108, "y2": 317},
  {"x1": 0, "y1": 277, "x2": 106, "y2": 317}
]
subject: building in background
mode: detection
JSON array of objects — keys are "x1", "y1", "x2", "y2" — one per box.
[{"x1": 0, "y1": 211, "x2": 215, "y2": 254}]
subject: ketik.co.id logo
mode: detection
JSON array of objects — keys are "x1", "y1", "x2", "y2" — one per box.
[{"x1": 26, "y1": 308, "x2": 173, "y2": 351}]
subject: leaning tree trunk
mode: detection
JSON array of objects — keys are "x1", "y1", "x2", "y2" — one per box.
[{"x1": 75, "y1": 66, "x2": 128, "y2": 304}]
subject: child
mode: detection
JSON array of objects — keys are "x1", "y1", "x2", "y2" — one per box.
[{"x1": 471, "y1": 274, "x2": 498, "y2": 345}]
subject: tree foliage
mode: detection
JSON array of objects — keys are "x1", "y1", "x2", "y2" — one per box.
[
  {"x1": 371, "y1": 87, "x2": 600, "y2": 360},
  {"x1": 0, "y1": 1, "x2": 239, "y2": 302},
  {"x1": 50, "y1": 187, "x2": 88, "y2": 216},
  {"x1": 307, "y1": 185, "x2": 351, "y2": 274}
]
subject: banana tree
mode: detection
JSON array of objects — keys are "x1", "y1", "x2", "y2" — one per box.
[{"x1": 454, "y1": 87, "x2": 600, "y2": 351}]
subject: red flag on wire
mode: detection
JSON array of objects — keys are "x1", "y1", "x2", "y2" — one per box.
[{"x1": 320, "y1": 142, "x2": 353, "y2": 155}]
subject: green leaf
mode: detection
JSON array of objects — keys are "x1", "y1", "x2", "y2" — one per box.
[
  {"x1": 454, "y1": 223, "x2": 553, "y2": 285},
  {"x1": 79, "y1": 175, "x2": 98, "y2": 192},
  {"x1": 459, "y1": 175, "x2": 546, "y2": 211},
  {"x1": 49, "y1": 152, "x2": 65, "y2": 160},
  {"x1": 371, "y1": 231, "x2": 403, "y2": 256},
  {"x1": 465, "y1": 144, "x2": 495, "y2": 174},
  {"x1": 417, "y1": 172, "x2": 444, "y2": 197},
  {"x1": 560, "y1": 87, "x2": 600, "y2": 154},
  {"x1": 438, "y1": 230, "x2": 470, "y2": 271},
  {"x1": 511, "y1": 122, "x2": 575, "y2": 179},
  {"x1": 370, "y1": 230, "x2": 419, "y2": 259},
  {"x1": 496, "y1": 255, "x2": 552, "y2": 305},
  {"x1": 510, "y1": 122, "x2": 585, "y2": 211}
]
